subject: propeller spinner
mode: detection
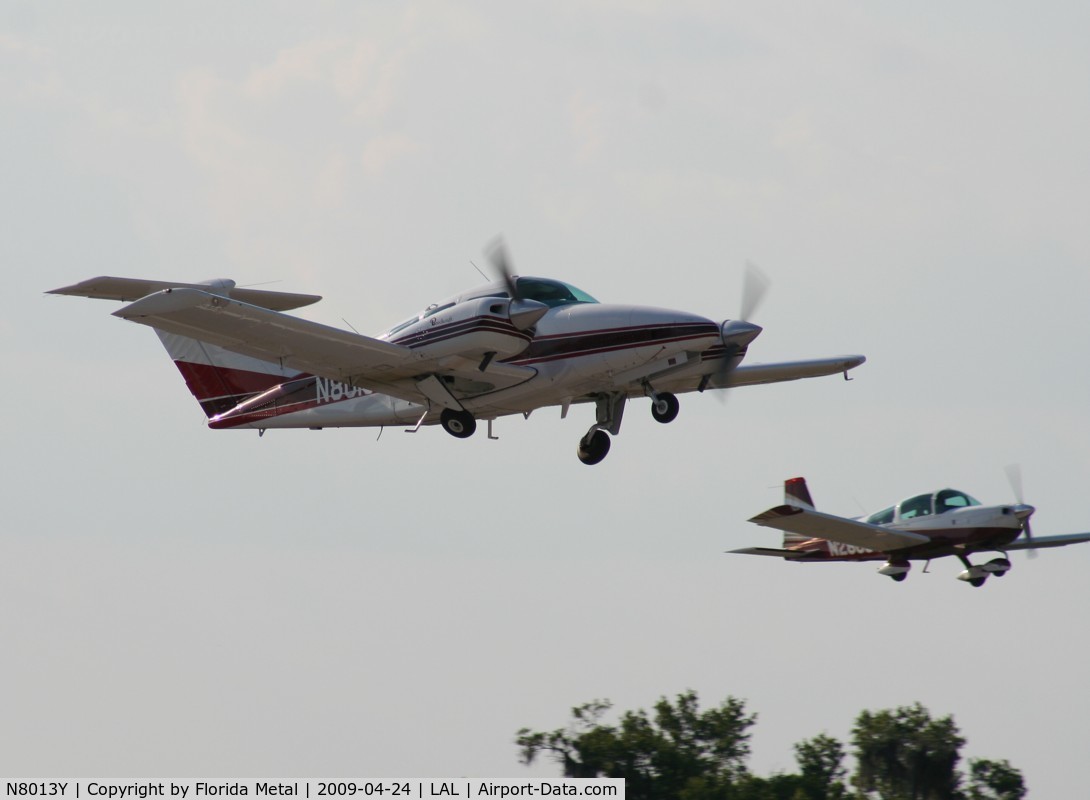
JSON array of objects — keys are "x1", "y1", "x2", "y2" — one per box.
[
  {"x1": 1005, "y1": 463, "x2": 1038, "y2": 557},
  {"x1": 706, "y1": 262, "x2": 769, "y2": 394},
  {"x1": 485, "y1": 237, "x2": 547, "y2": 331}
]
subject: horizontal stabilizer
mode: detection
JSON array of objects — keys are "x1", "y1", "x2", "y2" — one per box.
[
  {"x1": 49, "y1": 276, "x2": 322, "y2": 312},
  {"x1": 729, "y1": 546, "x2": 811, "y2": 559},
  {"x1": 1003, "y1": 532, "x2": 1090, "y2": 551},
  {"x1": 749, "y1": 504, "x2": 930, "y2": 552},
  {"x1": 112, "y1": 288, "x2": 537, "y2": 405},
  {"x1": 114, "y1": 288, "x2": 412, "y2": 382}
]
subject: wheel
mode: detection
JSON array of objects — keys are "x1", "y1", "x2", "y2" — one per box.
[
  {"x1": 987, "y1": 557, "x2": 1011, "y2": 577},
  {"x1": 890, "y1": 573, "x2": 907, "y2": 582},
  {"x1": 968, "y1": 577, "x2": 986, "y2": 588},
  {"x1": 577, "y1": 430, "x2": 611, "y2": 465},
  {"x1": 650, "y1": 392, "x2": 680, "y2": 424},
  {"x1": 440, "y1": 408, "x2": 477, "y2": 439}
]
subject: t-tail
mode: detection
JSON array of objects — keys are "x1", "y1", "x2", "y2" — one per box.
[{"x1": 48, "y1": 276, "x2": 321, "y2": 419}]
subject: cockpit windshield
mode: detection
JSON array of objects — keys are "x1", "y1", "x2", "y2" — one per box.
[
  {"x1": 515, "y1": 278, "x2": 598, "y2": 308},
  {"x1": 895, "y1": 489, "x2": 982, "y2": 520}
]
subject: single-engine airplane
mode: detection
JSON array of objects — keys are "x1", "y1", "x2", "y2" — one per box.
[
  {"x1": 50, "y1": 242, "x2": 864, "y2": 464},
  {"x1": 731, "y1": 472, "x2": 1090, "y2": 586}
]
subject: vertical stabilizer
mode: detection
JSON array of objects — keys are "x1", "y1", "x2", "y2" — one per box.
[
  {"x1": 783, "y1": 477, "x2": 815, "y2": 549},
  {"x1": 785, "y1": 477, "x2": 815, "y2": 509}
]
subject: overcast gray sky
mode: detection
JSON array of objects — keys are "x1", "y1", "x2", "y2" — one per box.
[{"x1": 4, "y1": 2, "x2": 1089, "y2": 795}]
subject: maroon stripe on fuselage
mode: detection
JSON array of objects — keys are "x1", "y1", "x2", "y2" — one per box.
[
  {"x1": 207, "y1": 374, "x2": 373, "y2": 429},
  {"x1": 511, "y1": 321, "x2": 720, "y2": 365},
  {"x1": 390, "y1": 316, "x2": 528, "y2": 349},
  {"x1": 789, "y1": 527, "x2": 1023, "y2": 562},
  {"x1": 173, "y1": 361, "x2": 300, "y2": 418},
  {"x1": 175, "y1": 361, "x2": 292, "y2": 401}
]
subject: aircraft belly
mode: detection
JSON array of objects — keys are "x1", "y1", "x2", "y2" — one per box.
[{"x1": 211, "y1": 386, "x2": 421, "y2": 429}]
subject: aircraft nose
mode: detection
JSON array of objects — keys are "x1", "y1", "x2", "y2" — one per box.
[
  {"x1": 1012, "y1": 503, "x2": 1035, "y2": 520},
  {"x1": 720, "y1": 319, "x2": 763, "y2": 348}
]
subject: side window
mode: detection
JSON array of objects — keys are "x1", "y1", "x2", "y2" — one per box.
[
  {"x1": 866, "y1": 506, "x2": 895, "y2": 525},
  {"x1": 899, "y1": 494, "x2": 933, "y2": 520},
  {"x1": 936, "y1": 490, "x2": 972, "y2": 514}
]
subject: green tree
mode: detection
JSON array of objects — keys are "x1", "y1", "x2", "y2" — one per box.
[
  {"x1": 516, "y1": 690, "x2": 756, "y2": 800},
  {"x1": 851, "y1": 703, "x2": 965, "y2": 800},
  {"x1": 965, "y1": 759, "x2": 1025, "y2": 800},
  {"x1": 794, "y1": 733, "x2": 848, "y2": 800}
]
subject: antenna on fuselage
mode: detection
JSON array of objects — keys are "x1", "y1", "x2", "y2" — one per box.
[{"x1": 469, "y1": 260, "x2": 489, "y2": 281}]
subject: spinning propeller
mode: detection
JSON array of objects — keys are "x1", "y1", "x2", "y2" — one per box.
[
  {"x1": 485, "y1": 237, "x2": 548, "y2": 331},
  {"x1": 707, "y1": 262, "x2": 770, "y2": 395},
  {"x1": 1004, "y1": 463, "x2": 1038, "y2": 557}
]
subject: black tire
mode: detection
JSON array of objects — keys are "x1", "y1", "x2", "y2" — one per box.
[
  {"x1": 969, "y1": 577, "x2": 986, "y2": 588},
  {"x1": 577, "y1": 430, "x2": 611, "y2": 465},
  {"x1": 651, "y1": 392, "x2": 680, "y2": 424},
  {"x1": 440, "y1": 408, "x2": 477, "y2": 439},
  {"x1": 891, "y1": 573, "x2": 907, "y2": 582}
]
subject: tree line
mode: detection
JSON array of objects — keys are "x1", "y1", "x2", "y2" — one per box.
[{"x1": 516, "y1": 691, "x2": 1024, "y2": 800}]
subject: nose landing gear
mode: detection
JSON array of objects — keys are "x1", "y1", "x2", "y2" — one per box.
[
  {"x1": 957, "y1": 554, "x2": 1011, "y2": 587},
  {"x1": 650, "y1": 391, "x2": 680, "y2": 424}
]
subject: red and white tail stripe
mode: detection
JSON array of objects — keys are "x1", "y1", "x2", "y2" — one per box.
[{"x1": 155, "y1": 330, "x2": 301, "y2": 418}]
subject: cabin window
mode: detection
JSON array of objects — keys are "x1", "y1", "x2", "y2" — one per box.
[
  {"x1": 899, "y1": 493, "x2": 932, "y2": 519},
  {"x1": 422, "y1": 302, "x2": 455, "y2": 319},
  {"x1": 866, "y1": 506, "x2": 895, "y2": 525},
  {"x1": 935, "y1": 489, "x2": 982, "y2": 514}
]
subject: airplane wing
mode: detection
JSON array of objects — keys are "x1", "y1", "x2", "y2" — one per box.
[
  {"x1": 112, "y1": 288, "x2": 535, "y2": 405},
  {"x1": 49, "y1": 275, "x2": 322, "y2": 311},
  {"x1": 748, "y1": 504, "x2": 931, "y2": 551},
  {"x1": 1001, "y1": 533, "x2": 1090, "y2": 551},
  {"x1": 725, "y1": 356, "x2": 866, "y2": 387}
]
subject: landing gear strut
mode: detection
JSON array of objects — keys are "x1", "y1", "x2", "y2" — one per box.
[
  {"x1": 440, "y1": 408, "x2": 477, "y2": 439},
  {"x1": 577, "y1": 393, "x2": 626, "y2": 465}
]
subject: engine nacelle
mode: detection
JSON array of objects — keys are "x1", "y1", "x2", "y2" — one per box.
[{"x1": 391, "y1": 296, "x2": 543, "y2": 361}]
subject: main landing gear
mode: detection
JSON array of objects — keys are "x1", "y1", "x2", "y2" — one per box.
[
  {"x1": 880, "y1": 554, "x2": 1013, "y2": 587},
  {"x1": 576, "y1": 389, "x2": 683, "y2": 465},
  {"x1": 577, "y1": 393, "x2": 626, "y2": 465},
  {"x1": 440, "y1": 408, "x2": 477, "y2": 439},
  {"x1": 956, "y1": 554, "x2": 1011, "y2": 588}
]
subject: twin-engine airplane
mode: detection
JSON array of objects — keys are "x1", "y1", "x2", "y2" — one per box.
[
  {"x1": 732, "y1": 473, "x2": 1090, "y2": 586},
  {"x1": 50, "y1": 242, "x2": 864, "y2": 464}
]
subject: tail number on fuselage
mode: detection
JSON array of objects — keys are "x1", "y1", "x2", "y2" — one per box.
[
  {"x1": 315, "y1": 377, "x2": 369, "y2": 404},
  {"x1": 827, "y1": 541, "x2": 875, "y2": 557}
]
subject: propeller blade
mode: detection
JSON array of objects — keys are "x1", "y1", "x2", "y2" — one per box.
[
  {"x1": 740, "y1": 261, "x2": 770, "y2": 322},
  {"x1": 485, "y1": 236, "x2": 520, "y2": 301},
  {"x1": 706, "y1": 264, "x2": 771, "y2": 401},
  {"x1": 1005, "y1": 463, "x2": 1037, "y2": 557},
  {"x1": 1004, "y1": 463, "x2": 1024, "y2": 505}
]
